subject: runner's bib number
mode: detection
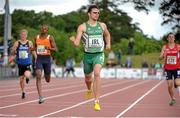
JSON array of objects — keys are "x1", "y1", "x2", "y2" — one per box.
[
  {"x1": 37, "y1": 45, "x2": 47, "y2": 54},
  {"x1": 88, "y1": 35, "x2": 103, "y2": 48},
  {"x1": 19, "y1": 51, "x2": 28, "y2": 59},
  {"x1": 167, "y1": 56, "x2": 176, "y2": 64}
]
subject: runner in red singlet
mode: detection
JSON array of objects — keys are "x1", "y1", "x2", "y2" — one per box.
[{"x1": 159, "y1": 32, "x2": 180, "y2": 106}]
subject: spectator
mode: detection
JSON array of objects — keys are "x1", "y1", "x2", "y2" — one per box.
[
  {"x1": 107, "y1": 50, "x2": 115, "y2": 67},
  {"x1": 125, "y1": 57, "x2": 132, "y2": 68},
  {"x1": 128, "y1": 38, "x2": 135, "y2": 55},
  {"x1": 154, "y1": 62, "x2": 162, "y2": 69},
  {"x1": 63, "y1": 57, "x2": 76, "y2": 77},
  {"x1": 51, "y1": 57, "x2": 58, "y2": 77},
  {"x1": 116, "y1": 49, "x2": 122, "y2": 66},
  {"x1": 142, "y1": 59, "x2": 149, "y2": 68}
]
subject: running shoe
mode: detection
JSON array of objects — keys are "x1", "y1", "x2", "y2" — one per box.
[
  {"x1": 94, "y1": 101, "x2": 101, "y2": 111},
  {"x1": 26, "y1": 78, "x2": 29, "y2": 84},
  {"x1": 85, "y1": 90, "x2": 92, "y2": 100},
  {"x1": 169, "y1": 99, "x2": 176, "y2": 106},
  {"x1": 21, "y1": 92, "x2": 25, "y2": 99},
  {"x1": 39, "y1": 97, "x2": 45, "y2": 104}
]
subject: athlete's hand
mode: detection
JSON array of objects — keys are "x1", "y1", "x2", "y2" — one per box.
[
  {"x1": 8, "y1": 55, "x2": 15, "y2": 63},
  {"x1": 70, "y1": 36, "x2": 75, "y2": 43},
  {"x1": 29, "y1": 47, "x2": 35, "y2": 51},
  {"x1": 163, "y1": 51, "x2": 167, "y2": 58},
  {"x1": 105, "y1": 44, "x2": 111, "y2": 51},
  {"x1": 45, "y1": 46, "x2": 51, "y2": 50}
]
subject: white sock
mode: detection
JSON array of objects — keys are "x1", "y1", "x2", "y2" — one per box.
[{"x1": 94, "y1": 99, "x2": 99, "y2": 103}]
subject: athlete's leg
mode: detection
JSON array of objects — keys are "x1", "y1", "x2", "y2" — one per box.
[
  {"x1": 93, "y1": 64, "x2": 102, "y2": 102},
  {"x1": 45, "y1": 75, "x2": 51, "y2": 82},
  {"x1": 167, "y1": 79, "x2": 176, "y2": 105},
  {"x1": 175, "y1": 78, "x2": 180, "y2": 95},
  {"x1": 174, "y1": 69, "x2": 180, "y2": 95},
  {"x1": 167, "y1": 80, "x2": 175, "y2": 99},
  {"x1": 18, "y1": 65, "x2": 26, "y2": 99},
  {"x1": 85, "y1": 74, "x2": 93, "y2": 100},
  {"x1": 19, "y1": 75, "x2": 25, "y2": 99},
  {"x1": 36, "y1": 69, "x2": 43, "y2": 97},
  {"x1": 85, "y1": 74, "x2": 92, "y2": 90},
  {"x1": 19, "y1": 75, "x2": 25, "y2": 93},
  {"x1": 44, "y1": 61, "x2": 51, "y2": 83},
  {"x1": 24, "y1": 69, "x2": 31, "y2": 83}
]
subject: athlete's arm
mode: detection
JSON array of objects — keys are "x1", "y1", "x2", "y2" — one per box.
[
  {"x1": 70, "y1": 24, "x2": 85, "y2": 47},
  {"x1": 178, "y1": 44, "x2": 180, "y2": 51},
  {"x1": 10, "y1": 41, "x2": 18, "y2": 56},
  {"x1": 101, "y1": 22, "x2": 111, "y2": 51},
  {"x1": 34, "y1": 37, "x2": 37, "y2": 51},
  {"x1": 159, "y1": 45, "x2": 166, "y2": 60},
  {"x1": 48, "y1": 36, "x2": 57, "y2": 52},
  {"x1": 9, "y1": 41, "x2": 18, "y2": 63},
  {"x1": 29, "y1": 41, "x2": 37, "y2": 60}
]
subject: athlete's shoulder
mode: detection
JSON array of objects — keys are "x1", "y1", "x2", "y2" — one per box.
[
  {"x1": 99, "y1": 22, "x2": 106, "y2": 26},
  {"x1": 14, "y1": 40, "x2": 20, "y2": 45},
  {"x1": 79, "y1": 23, "x2": 86, "y2": 28},
  {"x1": 35, "y1": 35, "x2": 40, "y2": 40},
  {"x1": 164, "y1": 44, "x2": 168, "y2": 48},
  {"x1": 78, "y1": 23, "x2": 86, "y2": 32},
  {"x1": 99, "y1": 22, "x2": 107, "y2": 30},
  {"x1": 28, "y1": 40, "x2": 33, "y2": 45}
]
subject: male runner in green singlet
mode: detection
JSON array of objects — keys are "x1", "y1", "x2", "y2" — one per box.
[{"x1": 70, "y1": 5, "x2": 111, "y2": 111}]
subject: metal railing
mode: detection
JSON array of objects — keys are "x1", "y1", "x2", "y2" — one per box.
[{"x1": 0, "y1": 65, "x2": 18, "y2": 79}]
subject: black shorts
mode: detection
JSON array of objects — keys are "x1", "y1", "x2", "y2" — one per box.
[
  {"x1": 36, "y1": 55, "x2": 51, "y2": 75},
  {"x1": 164, "y1": 69, "x2": 180, "y2": 80},
  {"x1": 18, "y1": 64, "x2": 31, "y2": 76},
  {"x1": 66, "y1": 68, "x2": 75, "y2": 72}
]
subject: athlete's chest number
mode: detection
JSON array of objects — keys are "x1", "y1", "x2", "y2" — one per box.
[
  {"x1": 37, "y1": 45, "x2": 47, "y2": 54},
  {"x1": 19, "y1": 51, "x2": 28, "y2": 59},
  {"x1": 89, "y1": 35, "x2": 103, "y2": 48},
  {"x1": 167, "y1": 56, "x2": 176, "y2": 64}
]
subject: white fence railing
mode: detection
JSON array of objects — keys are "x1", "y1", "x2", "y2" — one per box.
[{"x1": 51, "y1": 67, "x2": 164, "y2": 80}]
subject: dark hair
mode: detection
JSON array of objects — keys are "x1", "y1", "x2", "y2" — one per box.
[
  {"x1": 87, "y1": 5, "x2": 99, "y2": 13},
  {"x1": 168, "y1": 32, "x2": 174, "y2": 36}
]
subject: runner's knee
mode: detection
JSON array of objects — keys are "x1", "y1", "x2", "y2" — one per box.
[
  {"x1": 45, "y1": 75, "x2": 50, "y2": 83},
  {"x1": 24, "y1": 71, "x2": 31, "y2": 78},
  {"x1": 85, "y1": 75, "x2": 91, "y2": 82},
  {"x1": 36, "y1": 70, "x2": 42, "y2": 79}
]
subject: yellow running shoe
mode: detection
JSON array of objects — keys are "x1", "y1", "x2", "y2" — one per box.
[
  {"x1": 85, "y1": 90, "x2": 92, "y2": 100},
  {"x1": 94, "y1": 101, "x2": 101, "y2": 111}
]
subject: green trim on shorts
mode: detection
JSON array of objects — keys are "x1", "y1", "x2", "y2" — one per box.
[{"x1": 83, "y1": 52, "x2": 104, "y2": 74}]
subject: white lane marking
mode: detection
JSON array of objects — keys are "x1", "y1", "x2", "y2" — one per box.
[
  {"x1": 0, "y1": 114, "x2": 17, "y2": 117},
  {"x1": 115, "y1": 80, "x2": 164, "y2": 118},
  {"x1": 0, "y1": 84, "x2": 84, "y2": 99},
  {"x1": 0, "y1": 80, "x2": 83, "y2": 92},
  {"x1": 39, "y1": 80, "x2": 150, "y2": 118},
  {"x1": 0, "y1": 79, "x2": 132, "y2": 109},
  {"x1": 0, "y1": 79, "x2": 124, "y2": 99}
]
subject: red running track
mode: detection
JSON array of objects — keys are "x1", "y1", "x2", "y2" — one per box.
[{"x1": 0, "y1": 78, "x2": 179, "y2": 117}]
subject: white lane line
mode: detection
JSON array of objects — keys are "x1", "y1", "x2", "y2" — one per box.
[
  {"x1": 0, "y1": 82, "x2": 86, "y2": 99},
  {"x1": 0, "y1": 114, "x2": 17, "y2": 117},
  {"x1": 0, "y1": 81, "x2": 83, "y2": 92},
  {"x1": 39, "y1": 80, "x2": 150, "y2": 118},
  {"x1": 0, "y1": 83, "x2": 84, "y2": 99},
  {"x1": 0, "y1": 79, "x2": 121, "y2": 99},
  {"x1": 115, "y1": 80, "x2": 164, "y2": 118},
  {"x1": 0, "y1": 79, "x2": 131, "y2": 109}
]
